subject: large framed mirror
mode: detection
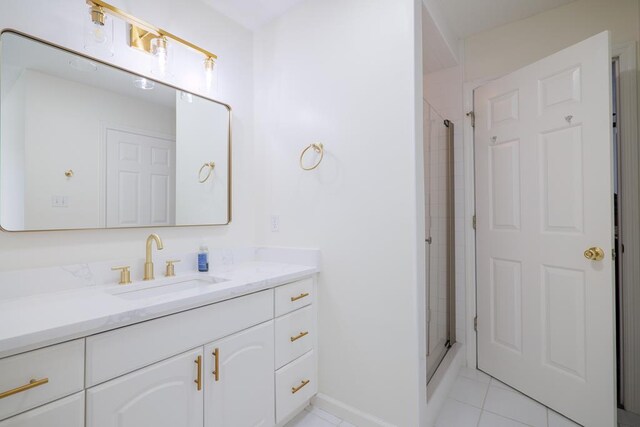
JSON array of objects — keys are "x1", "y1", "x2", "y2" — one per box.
[{"x1": 0, "y1": 31, "x2": 231, "y2": 231}]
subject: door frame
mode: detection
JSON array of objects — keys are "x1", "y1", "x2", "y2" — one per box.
[
  {"x1": 612, "y1": 41, "x2": 640, "y2": 412},
  {"x1": 462, "y1": 41, "x2": 639, "y2": 372}
]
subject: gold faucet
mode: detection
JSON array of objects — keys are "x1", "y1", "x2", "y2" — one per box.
[{"x1": 144, "y1": 233, "x2": 164, "y2": 280}]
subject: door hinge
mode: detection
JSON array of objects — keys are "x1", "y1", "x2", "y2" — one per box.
[
  {"x1": 472, "y1": 215, "x2": 476, "y2": 230},
  {"x1": 466, "y1": 111, "x2": 475, "y2": 128},
  {"x1": 474, "y1": 316, "x2": 478, "y2": 332},
  {"x1": 612, "y1": 248, "x2": 616, "y2": 260}
]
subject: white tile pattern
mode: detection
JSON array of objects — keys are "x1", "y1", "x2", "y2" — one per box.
[
  {"x1": 285, "y1": 406, "x2": 356, "y2": 427},
  {"x1": 288, "y1": 368, "x2": 623, "y2": 426},
  {"x1": 434, "y1": 367, "x2": 593, "y2": 427}
]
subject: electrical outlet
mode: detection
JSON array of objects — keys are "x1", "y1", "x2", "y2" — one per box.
[{"x1": 270, "y1": 215, "x2": 280, "y2": 232}]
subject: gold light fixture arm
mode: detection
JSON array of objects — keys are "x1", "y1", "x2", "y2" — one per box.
[{"x1": 86, "y1": 0, "x2": 217, "y2": 61}]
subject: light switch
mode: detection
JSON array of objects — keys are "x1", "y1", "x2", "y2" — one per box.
[{"x1": 51, "y1": 195, "x2": 69, "y2": 207}]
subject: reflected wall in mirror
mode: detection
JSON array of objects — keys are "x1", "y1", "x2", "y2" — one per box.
[{"x1": 0, "y1": 31, "x2": 231, "y2": 231}]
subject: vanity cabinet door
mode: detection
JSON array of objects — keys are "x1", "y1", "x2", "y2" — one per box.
[
  {"x1": 86, "y1": 348, "x2": 203, "y2": 427},
  {"x1": 0, "y1": 392, "x2": 84, "y2": 427},
  {"x1": 204, "y1": 321, "x2": 275, "y2": 427}
]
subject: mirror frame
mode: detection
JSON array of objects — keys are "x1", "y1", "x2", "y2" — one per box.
[{"x1": 0, "y1": 29, "x2": 232, "y2": 232}]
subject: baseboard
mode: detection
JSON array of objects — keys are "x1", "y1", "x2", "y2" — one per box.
[{"x1": 311, "y1": 393, "x2": 396, "y2": 427}]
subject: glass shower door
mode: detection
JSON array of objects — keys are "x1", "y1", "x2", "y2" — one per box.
[{"x1": 425, "y1": 103, "x2": 456, "y2": 383}]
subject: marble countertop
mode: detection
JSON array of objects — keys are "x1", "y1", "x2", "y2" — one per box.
[{"x1": 0, "y1": 261, "x2": 317, "y2": 359}]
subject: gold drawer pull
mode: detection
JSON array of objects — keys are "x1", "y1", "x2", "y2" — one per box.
[
  {"x1": 0, "y1": 378, "x2": 49, "y2": 399},
  {"x1": 291, "y1": 379, "x2": 310, "y2": 394},
  {"x1": 194, "y1": 356, "x2": 202, "y2": 391},
  {"x1": 291, "y1": 292, "x2": 309, "y2": 302},
  {"x1": 290, "y1": 331, "x2": 309, "y2": 342},
  {"x1": 212, "y1": 348, "x2": 220, "y2": 381}
]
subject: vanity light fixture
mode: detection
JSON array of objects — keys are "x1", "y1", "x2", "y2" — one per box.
[
  {"x1": 85, "y1": 0, "x2": 218, "y2": 85},
  {"x1": 180, "y1": 91, "x2": 193, "y2": 103},
  {"x1": 68, "y1": 57, "x2": 98, "y2": 72},
  {"x1": 133, "y1": 76, "x2": 154, "y2": 90},
  {"x1": 83, "y1": 2, "x2": 114, "y2": 57}
]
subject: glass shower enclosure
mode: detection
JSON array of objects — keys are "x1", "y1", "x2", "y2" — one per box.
[{"x1": 424, "y1": 102, "x2": 456, "y2": 383}]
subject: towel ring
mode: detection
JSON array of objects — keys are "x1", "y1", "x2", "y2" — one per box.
[
  {"x1": 300, "y1": 143, "x2": 324, "y2": 171},
  {"x1": 198, "y1": 162, "x2": 215, "y2": 183}
]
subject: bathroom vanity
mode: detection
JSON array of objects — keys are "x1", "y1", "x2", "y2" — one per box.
[
  {"x1": 0, "y1": 18, "x2": 319, "y2": 427},
  {"x1": 0, "y1": 249, "x2": 319, "y2": 427}
]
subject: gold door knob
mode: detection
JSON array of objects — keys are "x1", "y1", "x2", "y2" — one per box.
[{"x1": 584, "y1": 247, "x2": 605, "y2": 261}]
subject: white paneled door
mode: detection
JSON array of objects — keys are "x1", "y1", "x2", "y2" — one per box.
[
  {"x1": 106, "y1": 129, "x2": 175, "y2": 227},
  {"x1": 475, "y1": 32, "x2": 615, "y2": 427}
]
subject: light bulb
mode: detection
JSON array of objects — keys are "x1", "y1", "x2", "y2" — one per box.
[{"x1": 92, "y1": 23, "x2": 107, "y2": 43}]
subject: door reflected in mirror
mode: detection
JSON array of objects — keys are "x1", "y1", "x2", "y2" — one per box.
[{"x1": 0, "y1": 31, "x2": 231, "y2": 231}]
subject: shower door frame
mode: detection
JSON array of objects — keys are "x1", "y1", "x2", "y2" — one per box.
[{"x1": 425, "y1": 104, "x2": 456, "y2": 384}]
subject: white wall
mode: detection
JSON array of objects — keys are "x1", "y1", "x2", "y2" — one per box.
[
  {"x1": 254, "y1": 1, "x2": 422, "y2": 425},
  {"x1": 15, "y1": 69, "x2": 175, "y2": 230},
  {"x1": 0, "y1": 71, "x2": 26, "y2": 230},
  {"x1": 464, "y1": 0, "x2": 640, "y2": 82},
  {"x1": 0, "y1": 0, "x2": 254, "y2": 270},
  {"x1": 175, "y1": 93, "x2": 229, "y2": 225}
]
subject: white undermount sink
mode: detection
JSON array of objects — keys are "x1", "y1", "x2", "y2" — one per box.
[{"x1": 110, "y1": 275, "x2": 229, "y2": 300}]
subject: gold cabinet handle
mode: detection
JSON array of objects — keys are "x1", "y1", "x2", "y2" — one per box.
[
  {"x1": 291, "y1": 292, "x2": 309, "y2": 302},
  {"x1": 194, "y1": 356, "x2": 202, "y2": 391},
  {"x1": 111, "y1": 266, "x2": 132, "y2": 285},
  {"x1": 584, "y1": 247, "x2": 605, "y2": 261},
  {"x1": 212, "y1": 348, "x2": 220, "y2": 381},
  {"x1": 291, "y1": 379, "x2": 310, "y2": 394},
  {"x1": 290, "y1": 331, "x2": 309, "y2": 342},
  {"x1": 0, "y1": 378, "x2": 49, "y2": 399}
]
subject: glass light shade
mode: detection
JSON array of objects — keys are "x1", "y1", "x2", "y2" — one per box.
[
  {"x1": 150, "y1": 37, "x2": 172, "y2": 77},
  {"x1": 83, "y1": 6, "x2": 114, "y2": 57},
  {"x1": 132, "y1": 77, "x2": 155, "y2": 90},
  {"x1": 203, "y1": 57, "x2": 217, "y2": 93}
]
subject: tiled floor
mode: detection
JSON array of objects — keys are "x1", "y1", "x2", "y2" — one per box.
[
  {"x1": 285, "y1": 405, "x2": 356, "y2": 427},
  {"x1": 288, "y1": 368, "x2": 638, "y2": 426},
  {"x1": 437, "y1": 367, "x2": 580, "y2": 427}
]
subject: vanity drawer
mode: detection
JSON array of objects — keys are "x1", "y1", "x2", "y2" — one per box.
[
  {"x1": 275, "y1": 306, "x2": 314, "y2": 369},
  {"x1": 86, "y1": 289, "x2": 273, "y2": 387},
  {"x1": 275, "y1": 350, "x2": 317, "y2": 423},
  {"x1": 0, "y1": 340, "x2": 84, "y2": 421},
  {"x1": 274, "y1": 278, "x2": 313, "y2": 317},
  {"x1": 0, "y1": 392, "x2": 84, "y2": 427}
]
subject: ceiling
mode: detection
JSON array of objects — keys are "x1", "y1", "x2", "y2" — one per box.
[
  {"x1": 201, "y1": 0, "x2": 577, "y2": 37},
  {"x1": 434, "y1": 0, "x2": 577, "y2": 39},
  {"x1": 2, "y1": 33, "x2": 176, "y2": 108},
  {"x1": 199, "y1": 0, "x2": 308, "y2": 31}
]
